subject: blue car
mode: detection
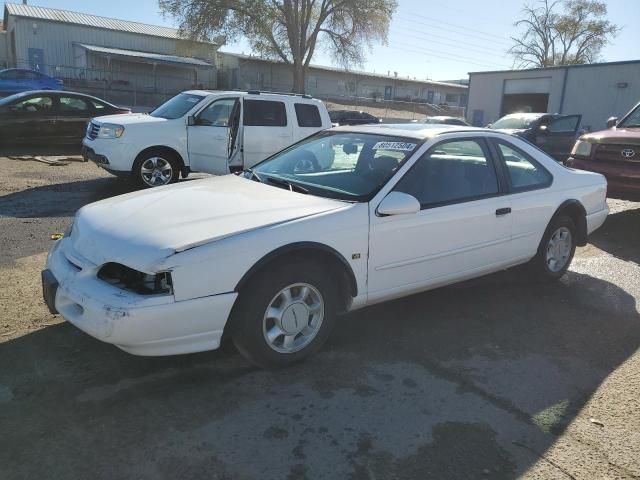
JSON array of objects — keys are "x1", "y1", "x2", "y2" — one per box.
[{"x1": 0, "y1": 68, "x2": 63, "y2": 96}]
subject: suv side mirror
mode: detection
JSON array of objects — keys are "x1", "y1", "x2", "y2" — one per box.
[
  {"x1": 606, "y1": 116, "x2": 618, "y2": 129},
  {"x1": 187, "y1": 115, "x2": 196, "y2": 126},
  {"x1": 377, "y1": 192, "x2": 421, "y2": 216}
]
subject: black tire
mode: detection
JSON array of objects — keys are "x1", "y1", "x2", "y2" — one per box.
[
  {"x1": 133, "y1": 150, "x2": 180, "y2": 188},
  {"x1": 530, "y1": 214, "x2": 577, "y2": 280},
  {"x1": 230, "y1": 260, "x2": 339, "y2": 369}
]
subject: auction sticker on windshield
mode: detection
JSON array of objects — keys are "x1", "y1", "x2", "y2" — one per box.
[{"x1": 372, "y1": 142, "x2": 417, "y2": 151}]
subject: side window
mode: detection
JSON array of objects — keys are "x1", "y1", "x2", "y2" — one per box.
[
  {"x1": 12, "y1": 96, "x2": 53, "y2": 113},
  {"x1": 59, "y1": 96, "x2": 90, "y2": 112},
  {"x1": 395, "y1": 139, "x2": 499, "y2": 208},
  {"x1": 294, "y1": 103, "x2": 322, "y2": 127},
  {"x1": 497, "y1": 141, "x2": 552, "y2": 190},
  {"x1": 548, "y1": 116, "x2": 580, "y2": 133},
  {"x1": 197, "y1": 98, "x2": 237, "y2": 126},
  {"x1": 243, "y1": 99, "x2": 287, "y2": 127}
]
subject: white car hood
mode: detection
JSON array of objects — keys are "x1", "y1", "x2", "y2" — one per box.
[
  {"x1": 93, "y1": 113, "x2": 168, "y2": 126},
  {"x1": 71, "y1": 175, "x2": 346, "y2": 272}
]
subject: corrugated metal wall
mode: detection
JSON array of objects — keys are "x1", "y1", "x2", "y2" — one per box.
[
  {"x1": 468, "y1": 63, "x2": 640, "y2": 130},
  {"x1": 562, "y1": 64, "x2": 640, "y2": 131},
  {"x1": 217, "y1": 53, "x2": 467, "y2": 106}
]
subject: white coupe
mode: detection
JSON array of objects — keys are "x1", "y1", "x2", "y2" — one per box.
[{"x1": 42, "y1": 125, "x2": 609, "y2": 368}]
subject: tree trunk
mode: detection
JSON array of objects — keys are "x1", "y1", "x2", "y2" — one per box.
[{"x1": 292, "y1": 63, "x2": 305, "y2": 93}]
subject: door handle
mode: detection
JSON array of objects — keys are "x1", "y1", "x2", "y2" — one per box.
[{"x1": 495, "y1": 207, "x2": 511, "y2": 216}]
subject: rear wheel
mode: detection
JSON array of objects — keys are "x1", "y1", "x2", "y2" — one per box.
[
  {"x1": 230, "y1": 260, "x2": 338, "y2": 369},
  {"x1": 134, "y1": 151, "x2": 179, "y2": 187},
  {"x1": 530, "y1": 215, "x2": 577, "y2": 280}
]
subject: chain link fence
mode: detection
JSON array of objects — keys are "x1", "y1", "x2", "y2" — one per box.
[
  {"x1": 10, "y1": 62, "x2": 216, "y2": 111},
  {"x1": 8, "y1": 62, "x2": 466, "y2": 121}
]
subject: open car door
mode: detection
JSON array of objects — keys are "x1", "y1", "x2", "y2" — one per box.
[{"x1": 538, "y1": 114, "x2": 582, "y2": 162}]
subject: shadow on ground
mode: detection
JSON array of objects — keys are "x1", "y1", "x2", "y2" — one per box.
[
  {"x1": 1, "y1": 266, "x2": 638, "y2": 479},
  {"x1": 589, "y1": 205, "x2": 640, "y2": 264}
]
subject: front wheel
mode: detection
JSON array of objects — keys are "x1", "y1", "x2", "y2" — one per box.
[
  {"x1": 530, "y1": 215, "x2": 577, "y2": 280},
  {"x1": 134, "y1": 151, "x2": 179, "y2": 187},
  {"x1": 230, "y1": 261, "x2": 338, "y2": 369}
]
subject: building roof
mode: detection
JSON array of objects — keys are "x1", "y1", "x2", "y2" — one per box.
[
  {"x1": 78, "y1": 44, "x2": 213, "y2": 68},
  {"x1": 469, "y1": 59, "x2": 640, "y2": 76},
  {"x1": 4, "y1": 3, "x2": 216, "y2": 44},
  {"x1": 218, "y1": 51, "x2": 468, "y2": 90}
]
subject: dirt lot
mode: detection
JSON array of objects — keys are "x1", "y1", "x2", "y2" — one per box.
[{"x1": 1, "y1": 157, "x2": 639, "y2": 479}]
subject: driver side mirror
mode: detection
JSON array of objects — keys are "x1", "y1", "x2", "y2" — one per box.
[
  {"x1": 377, "y1": 192, "x2": 421, "y2": 216},
  {"x1": 606, "y1": 116, "x2": 618, "y2": 129},
  {"x1": 187, "y1": 115, "x2": 196, "y2": 126}
]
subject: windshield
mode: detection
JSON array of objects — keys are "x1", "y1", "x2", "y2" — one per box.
[
  {"x1": 490, "y1": 115, "x2": 541, "y2": 130},
  {"x1": 150, "y1": 93, "x2": 205, "y2": 119},
  {"x1": 250, "y1": 131, "x2": 420, "y2": 201},
  {"x1": 619, "y1": 104, "x2": 640, "y2": 128}
]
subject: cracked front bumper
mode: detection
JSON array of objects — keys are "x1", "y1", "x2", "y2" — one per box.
[{"x1": 44, "y1": 238, "x2": 238, "y2": 356}]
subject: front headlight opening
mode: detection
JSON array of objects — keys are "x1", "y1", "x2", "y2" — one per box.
[
  {"x1": 98, "y1": 263, "x2": 173, "y2": 295},
  {"x1": 572, "y1": 140, "x2": 592, "y2": 157},
  {"x1": 98, "y1": 124, "x2": 125, "y2": 139}
]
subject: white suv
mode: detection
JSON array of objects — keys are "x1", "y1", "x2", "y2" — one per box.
[{"x1": 81, "y1": 90, "x2": 332, "y2": 187}]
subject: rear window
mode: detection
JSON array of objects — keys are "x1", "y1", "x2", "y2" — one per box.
[
  {"x1": 243, "y1": 99, "x2": 287, "y2": 127},
  {"x1": 294, "y1": 103, "x2": 322, "y2": 127}
]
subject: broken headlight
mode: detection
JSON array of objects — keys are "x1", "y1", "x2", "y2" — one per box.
[{"x1": 98, "y1": 263, "x2": 173, "y2": 295}]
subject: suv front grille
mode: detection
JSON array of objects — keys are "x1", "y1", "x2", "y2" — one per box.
[
  {"x1": 594, "y1": 144, "x2": 640, "y2": 163},
  {"x1": 86, "y1": 122, "x2": 100, "y2": 140}
]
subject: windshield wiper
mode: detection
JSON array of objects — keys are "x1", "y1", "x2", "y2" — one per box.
[
  {"x1": 244, "y1": 168, "x2": 263, "y2": 183},
  {"x1": 264, "y1": 176, "x2": 309, "y2": 194}
]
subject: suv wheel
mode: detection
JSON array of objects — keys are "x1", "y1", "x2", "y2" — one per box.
[
  {"x1": 134, "y1": 151, "x2": 179, "y2": 187},
  {"x1": 230, "y1": 260, "x2": 338, "y2": 369}
]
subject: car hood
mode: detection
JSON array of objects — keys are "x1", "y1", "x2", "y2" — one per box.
[
  {"x1": 92, "y1": 113, "x2": 169, "y2": 126},
  {"x1": 71, "y1": 175, "x2": 347, "y2": 273},
  {"x1": 581, "y1": 126, "x2": 640, "y2": 145}
]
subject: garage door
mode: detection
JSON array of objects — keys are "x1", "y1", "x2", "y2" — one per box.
[{"x1": 504, "y1": 77, "x2": 551, "y2": 95}]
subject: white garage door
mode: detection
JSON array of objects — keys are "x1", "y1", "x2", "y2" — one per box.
[{"x1": 504, "y1": 77, "x2": 551, "y2": 94}]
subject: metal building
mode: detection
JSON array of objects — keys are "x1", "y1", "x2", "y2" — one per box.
[
  {"x1": 0, "y1": 3, "x2": 219, "y2": 104},
  {"x1": 467, "y1": 60, "x2": 640, "y2": 131},
  {"x1": 217, "y1": 52, "x2": 468, "y2": 109}
]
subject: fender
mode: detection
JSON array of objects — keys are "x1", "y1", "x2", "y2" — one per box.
[
  {"x1": 235, "y1": 242, "x2": 358, "y2": 297},
  {"x1": 551, "y1": 199, "x2": 588, "y2": 246}
]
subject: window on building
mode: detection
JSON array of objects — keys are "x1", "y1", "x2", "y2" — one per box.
[
  {"x1": 394, "y1": 139, "x2": 498, "y2": 208},
  {"x1": 294, "y1": 103, "x2": 322, "y2": 127},
  {"x1": 243, "y1": 99, "x2": 287, "y2": 127},
  {"x1": 496, "y1": 141, "x2": 552, "y2": 191},
  {"x1": 445, "y1": 93, "x2": 459, "y2": 103},
  {"x1": 59, "y1": 96, "x2": 90, "y2": 112}
]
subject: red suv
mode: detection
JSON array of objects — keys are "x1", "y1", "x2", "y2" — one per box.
[{"x1": 566, "y1": 102, "x2": 640, "y2": 200}]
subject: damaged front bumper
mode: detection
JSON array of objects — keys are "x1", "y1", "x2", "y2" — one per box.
[{"x1": 44, "y1": 238, "x2": 238, "y2": 356}]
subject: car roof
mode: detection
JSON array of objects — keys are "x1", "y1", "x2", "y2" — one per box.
[
  {"x1": 332, "y1": 123, "x2": 485, "y2": 139},
  {"x1": 183, "y1": 90, "x2": 323, "y2": 103}
]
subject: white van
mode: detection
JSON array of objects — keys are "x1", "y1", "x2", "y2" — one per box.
[{"x1": 81, "y1": 90, "x2": 332, "y2": 187}]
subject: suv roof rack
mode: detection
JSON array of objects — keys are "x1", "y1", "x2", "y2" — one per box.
[{"x1": 246, "y1": 90, "x2": 313, "y2": 99}]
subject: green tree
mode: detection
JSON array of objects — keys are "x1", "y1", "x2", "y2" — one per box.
[
  {"x1": 509, "y1": 0, "x2": 619, "y2": 68},
  {"x1": 160, "y1": 0, "x2": 397, "y2": 93}
]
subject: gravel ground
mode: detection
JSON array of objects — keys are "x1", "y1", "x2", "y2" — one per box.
[{"x1": 1, "y1": 156, "x2": 639, "y2": 479}]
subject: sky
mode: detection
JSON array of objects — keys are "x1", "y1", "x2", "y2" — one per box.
[{"x1": 11, "y1": 0, "x2": 640, "y2": 81}]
